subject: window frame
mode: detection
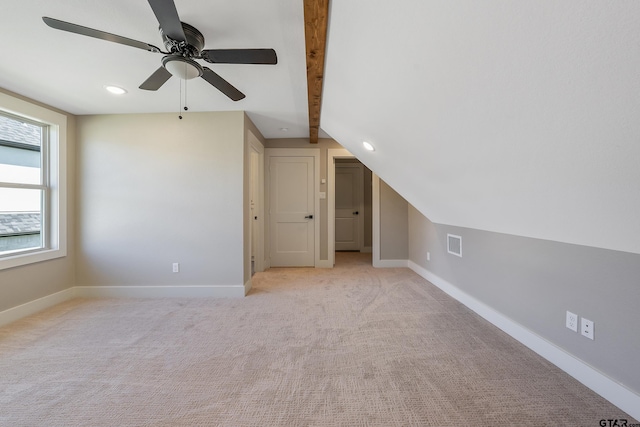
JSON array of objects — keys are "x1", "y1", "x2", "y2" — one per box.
[{"x1": 0, "y1": 91, "x2": 67, "y2": 270}]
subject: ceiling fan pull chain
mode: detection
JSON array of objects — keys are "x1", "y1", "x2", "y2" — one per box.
[
  {"x1": 184, "y1": 78, "x2": 189, "y2": 113},
  {"x1": 178, "y1": 78, "x2": 183, "y2": 119}
]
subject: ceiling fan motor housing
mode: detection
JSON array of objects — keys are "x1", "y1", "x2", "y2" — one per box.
[
  {"x1": 160, "y1": 22, "x2": 205, "y2": 56},
  {"x1": 159, "y1": 22, "x2": 206, "y2": 80}
]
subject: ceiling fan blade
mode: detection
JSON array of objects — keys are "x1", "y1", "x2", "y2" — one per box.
[
  {"x1": 139, "y1": 67, "x2": 172, "y2": 91},
  {"x1": 42, "y1": 17, "x2": 159, "y2": 53},
  {"x1": 201, "y1": 67, "x2": 245, "y2": 101},
  {"x1": 201, "y1": 49, "x2": 278, "y2": 65},
  {"x1": 147, "y1": 0, "x2": 186, "y2": 42}
]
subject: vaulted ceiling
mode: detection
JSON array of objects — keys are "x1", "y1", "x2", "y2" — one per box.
[
  {"x1": 322, "y1": 1, "x2": 640, "y2": 255},
  {"x1": 1, "y1": 1, "x2": 639, "y2": 254}
]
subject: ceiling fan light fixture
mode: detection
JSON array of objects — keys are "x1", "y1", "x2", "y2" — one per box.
[{"x1": 162, "y1": 56, "x2": 203, "y2": 80}]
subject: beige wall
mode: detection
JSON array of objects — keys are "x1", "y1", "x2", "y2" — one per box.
[
  {"x1": 0, "y1": 89, "x2": 76, "y2": 312},
  {"x1": 1, "y1": 106, "x2": 405, "y2": 317},
  {"x1": 76, "y1": 112, "x2": 245, "y2": 288},
  {"x1": 379, "y1": 179, "x2": 408, "y2": 260}
]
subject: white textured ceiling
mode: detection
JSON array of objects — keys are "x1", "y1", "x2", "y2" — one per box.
[
  {"x1": 0, "y1": 0, "x2": 311, "y2": 138},
  {"x1": 322, "y1": 1, "x2": 640, "y2": 254}
]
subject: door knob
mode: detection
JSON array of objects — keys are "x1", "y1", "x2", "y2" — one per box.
[
  {"x1": 305, "y1": 214, "x2": 314, "y2": 219},
  {"x1": 352, "y1": 211, "x2": 359, "y2": 215}
]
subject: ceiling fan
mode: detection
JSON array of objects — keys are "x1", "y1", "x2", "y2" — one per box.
[{"x1": 43, "y1": 0, "x2": 277, "y2": 101}]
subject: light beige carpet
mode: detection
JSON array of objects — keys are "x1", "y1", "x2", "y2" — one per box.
[{"x1": 0, "y1": 253, "x2": 635, "y2": 426}]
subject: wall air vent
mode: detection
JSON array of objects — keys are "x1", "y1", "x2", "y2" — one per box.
[{"x1": 447, "y1": 234, "x2": 462, "y2": 257}]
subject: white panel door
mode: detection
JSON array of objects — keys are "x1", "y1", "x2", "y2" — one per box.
[
  {"x1": 335, "y1": 164, "x2": 363, "y2": 251},
  {"x1": 270, "y1": 156, "x2": 315, "y2": 267}
]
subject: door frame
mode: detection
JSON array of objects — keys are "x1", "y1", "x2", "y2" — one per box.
[
  {"x1": 266, "y1": 148, "x2": 320, "y2": 268},
  {"x1": 248, "y1": 135, "x2": 264, "y2": 274},
  {"x1": 328, "y1": 148, "x2": 377, "y2": 267},
  {"x1": 334, "y1": 162, "x2": 364, "y2": 252}
]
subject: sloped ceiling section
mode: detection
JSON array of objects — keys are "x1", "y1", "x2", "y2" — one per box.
[{"x1": 322, "y1": 1, "x2": 640, "y2": 254}]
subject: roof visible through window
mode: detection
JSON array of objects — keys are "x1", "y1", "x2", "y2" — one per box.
[{"x1": 0, "y1": 114, "x2": 42, "y2": 150}]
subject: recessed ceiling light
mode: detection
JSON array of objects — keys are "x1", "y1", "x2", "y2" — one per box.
[
  {"x1": 363, "y1": 141, "x2": 375, "y2": 151},
  {"x1": 104, "y1": 85, "x2": 127, "y2": 95},
  {"x1": 279, "y1": 127, "x2": 289, "y2": 132}
]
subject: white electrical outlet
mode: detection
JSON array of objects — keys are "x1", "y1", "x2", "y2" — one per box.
[
  {"x1": 427, "y1": 252, "x2": 431, "y2": 261},
  {"x1": 566, "y1": 311, "x2": 578, "y2": 332},
  {"x1": 172, "y1": 262, "x2": 180, "y2": 273},
  {"x1": 581, "y1": 318, "x2": 594, "y2": 340}
]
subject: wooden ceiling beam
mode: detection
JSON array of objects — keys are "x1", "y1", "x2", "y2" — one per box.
[{"x1": 304, "y1": 0, "x2": 329, "y2": 144}]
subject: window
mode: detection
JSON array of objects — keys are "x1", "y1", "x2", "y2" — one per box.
[
  {"x1": 0, "y1": 113, "x2": 47, "y2": 255},
  {"x1": 0, "y1": 92, "x2": 67, "y2": 270}
]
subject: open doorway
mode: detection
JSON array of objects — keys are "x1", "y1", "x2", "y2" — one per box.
[{"x1": 328, "y1": 149, "x2": 373, "y2": 267}]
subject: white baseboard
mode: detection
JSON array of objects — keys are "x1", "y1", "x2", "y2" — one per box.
[
  {"x1": 0, "y1": 287, "x2": 76, "y2": 328},
  {"x1": 408, "y1": 260, "x2": 640, "y2": 421},
  {"x1": 244, "y1": 279, "x2": 252, "y2": 296},
  {"x1": 373, "y1": 259, "x2": 409, "y2": 268},
  {"x1": 316, "y1": 260, "x2": 333, "y2": 269},
  {"x1": 1, "y1": 284, "x2": 248, "y2": 328},
  {"x1": 75, "y1": 285, "x2": 246, "y2": 299}
]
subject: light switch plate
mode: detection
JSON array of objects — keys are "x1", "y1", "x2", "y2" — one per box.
[{"x1": 566, "y1": 311, "x2": 578, "y2": 332}]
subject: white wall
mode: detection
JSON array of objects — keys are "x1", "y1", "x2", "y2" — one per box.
[
  {"x1": 322, "y1": 1, "x2": 640, "y2": 255},
  {"x1": 76, "y1": 112, "x2": 245, "y2": 292}
]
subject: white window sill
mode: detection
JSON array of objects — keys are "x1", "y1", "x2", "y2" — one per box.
[{"x1": 0, "y1": 247, "x2": 67, "y2": 271}]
